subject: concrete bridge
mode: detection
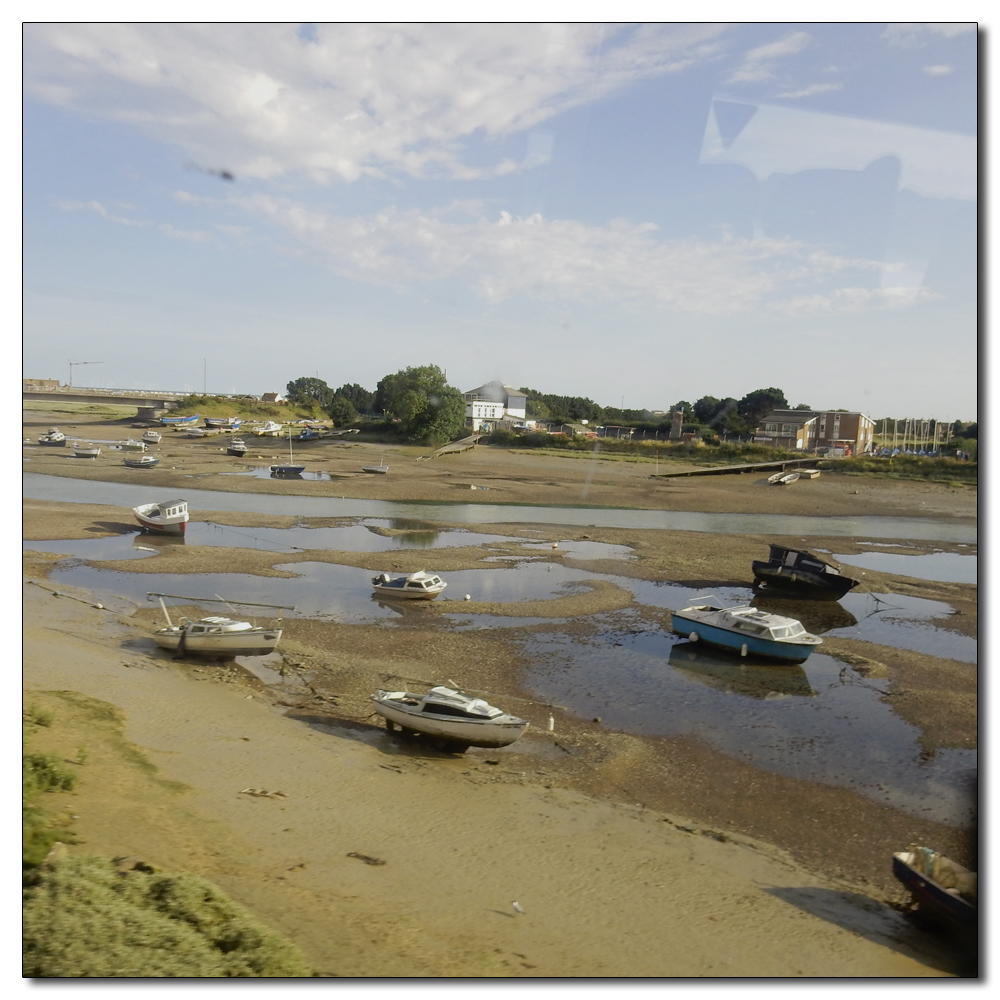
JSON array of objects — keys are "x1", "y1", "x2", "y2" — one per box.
[{"x1": 22, "y1": 386, "x2": 192, "y2": 421}]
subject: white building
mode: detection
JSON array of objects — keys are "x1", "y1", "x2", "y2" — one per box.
[{"x1": 463, "y1": 381, "x2": 528, "y2": 431}]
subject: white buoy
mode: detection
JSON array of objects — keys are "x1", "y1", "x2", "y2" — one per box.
[
  {"x1": 740, "y1": 643, "x2": 748, "y2": 657},
  {"x1": 547, "y1": 715, "x2": 555, "y2": 731},
  {"x1": 512, "y1": 901, "x2": 525, "y2": 914},
  {"x1": 464, "y1": 594, "x2": 471, "y2": 601}
]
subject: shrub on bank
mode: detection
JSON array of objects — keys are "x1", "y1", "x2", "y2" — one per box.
[
  {"x1": 825, "y1": 454, "x2": 978, "y2": 483},
  {"x1": 23, "y1": 855, "x2": 314, "y2": 977}
]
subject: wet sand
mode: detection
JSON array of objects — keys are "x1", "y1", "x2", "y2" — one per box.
[{"x1": 22, "y1": 412, "x2": 978, "y2": 977}]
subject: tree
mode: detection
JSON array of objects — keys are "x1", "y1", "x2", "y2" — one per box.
[
  {"x1": 334, "y1": 383, "x2": 375, "y2": 414},
  {"x1": 793, "y1": 403, "x2": 812, "y2": 410},
  {"x1": 285, "y1": 377, "x2": 333, "y2": 408},
  {"x1": 376, "y1": 365, "x2": 466, "y2": 442},
  {"x1": 669, "y1": 400, "x2": 693, "y2": 417},
  {"x1": 518, "y1": 387, "x2": 603, "y2": 424},
  {"x1": 326, "y1": 396, "x2": 358, "y2": 426},
  {"x1": 735, "y1": 387, "x2": 788, "y2": 435}
]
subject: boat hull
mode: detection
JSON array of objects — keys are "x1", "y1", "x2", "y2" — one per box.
[
  {"x1": 160, "y1": 414, "x2": 200, "y2": 425},
  {"x1": 134, "y1": 513, "x2": 187, "y2": 536},
  {"x1": 38, "y1": 438, "x2": 66, "y2": 446},
  {"x1": 270, "y1": 465, "x2": 305, "y2": 475},
  {"x1": 362, "y1": 466, "x2": 389, "y2": 474},
  {"x1": 751, "y1": 564, "x2": 857, "y2": 600},
  {"x1": 73, "y1": 448, "x2": 101, "y2": 457},
  {"x1": 153, "y1": 628, "x2": 281, "y2": 657},
  {"x1": 372, "y1": 584, "x2": 445, "y2": 600},
  {"x1": 892, "y1": 851, "x2": 977, "y2": 938},
  {"x1": 671, "y1": 612, "x2": 819, "y2": 663},
  {"x1": 124, "y1": 457, "x2": 159, "y2": 468},
  {"x1": 371, "y1": 699, "x2": 527, "y2": 748}
]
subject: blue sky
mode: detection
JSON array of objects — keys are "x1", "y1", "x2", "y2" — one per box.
[{"x1": 22, "y1": 20, "x2": 978, "y2": 420}]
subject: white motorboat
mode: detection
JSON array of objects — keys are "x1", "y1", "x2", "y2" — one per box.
[
  {"x1": 227, "y1": 437, "x2": 249, "y2": 456},
  {"x1": 372, "y1": 570, "x2": 447, "y2": 600},
  {"x1": 72, "y1": 442, "x2": 101, "y2": 457},
  {"x1": 186, "y1": 427, "x2": 208, "y2": 437},
  {"x1": 254, "y1": 420, "x2": 284, "y2": 437},
  {"x1": 124, "y1": 454, "x2": 160, "y2": 468},
  {"x1": 671, "y1": 597, "x2": 822, "y2": 663},
  {"x1": 141, "y1": 430, "x2": 162, "y2": 445},
  {"x1": 120, "y1": 439, "x2": 147, "y2": 452},
  {"x1": 133, "y1": 499, "x2": 189, "y2": 536},
  {"x1": 370, "y1": 686, "x2": 528, "y2": 750},
  {"x1": 37, "y1": 427, "x2": 66, "y2": 446},
  {"x1": 204, "y1": 416, "x2": 242, "y2": 429}
]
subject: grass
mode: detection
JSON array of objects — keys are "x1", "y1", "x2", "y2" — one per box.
[
  {"x1": 23, "y1": 855, "x2": 314, "y2": 977},
  {"x1": 23, "y1": 400, "x2": 138, "y2": 418}
]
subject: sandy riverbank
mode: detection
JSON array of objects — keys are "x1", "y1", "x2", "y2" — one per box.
[{"x1": 22, "y1": 411, "x2": 978, "y2": 977}]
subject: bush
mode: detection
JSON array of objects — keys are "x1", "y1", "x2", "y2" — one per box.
[
  {"x1": 23, "y1": 856, "x2": 313, "y2": 978},
  {"x1": 23, "y1": 717, "x2": 78, "y2": 867}
]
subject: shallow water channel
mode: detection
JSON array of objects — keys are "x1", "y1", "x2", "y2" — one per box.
[{"x1": 24, "y1": 473, "x2": 977, "y2": 828}]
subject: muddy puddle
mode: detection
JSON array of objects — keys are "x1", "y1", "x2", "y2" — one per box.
[{"x1": 519, "y1": 611, "x2": 976, "y2": 826}]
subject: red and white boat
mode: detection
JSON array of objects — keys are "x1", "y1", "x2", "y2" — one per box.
[{"x1": 133, "y1": 499, "x2": 189, "y2": 535}]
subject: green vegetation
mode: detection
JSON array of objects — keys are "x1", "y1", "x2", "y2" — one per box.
[
  {"x1": 826, "y1": 454, "x2": 978, "y2": 484},
  {"x1": 23, "y1": 856, "x2": 313, "y2": 977},
  {"x1": 375, "y1": 365, "x2": 466, "y2": 443},
  {"x1": 23, "y1": 707, "x2": 78, "y2": 867},
  {"x1": 168, "y1": 394, "x2": 327, "y2": 422},
  {"x1": 23, "y1": 400, "x2": 138, "y2": 418}
]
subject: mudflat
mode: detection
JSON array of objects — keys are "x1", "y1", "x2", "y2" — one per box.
[{"x1": 22, "y1": 412, "x2": 977, "y2": 977}]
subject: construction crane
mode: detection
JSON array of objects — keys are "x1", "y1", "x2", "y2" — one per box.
[{"x1": 68, "y1": 360, "x2": 103, "y2": 387}]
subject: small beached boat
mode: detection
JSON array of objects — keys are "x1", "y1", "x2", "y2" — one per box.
[
  {"x1": 270, "y1": 430, "x2": 305, "y2": 476},
  {"x1": 766, "y1": 472, "x2": 785, "y2": 484},
  {"x1": 204, "y1": 416, "x2": 242, "y2": 429},
  {"x1": 160, "y1": 413, "x2": 200, "y2": 425},
  {"x1": 227, "y1": 437, "x2": 249, "y2": 456},
  {"x1": 362, "y1": 459, "x2": 389, "y2": 474},
  {"x1": 124, "y1": 455, "x2": 160, "y2": 468},
  {"x1": 72, "y1": 442, "x2": 101, "y2": 457},
  {"x1": 776, "y1": 472, "x2": 800, "y2": 485},
  {"x1": 133, "y1": 499, "x2": 189, "y2": 536},
  {"x1": 254, "y1": 420, "x2": 284, "y2": 437},
  {"x1": 37, "y1": 427, "x2": 66, "y2": 446},
  {"x1": 120, "y1": 439, "x2": 147, "y2": 452},
  {"x1": 752, "y1": 545, "x2": 860, "y2": 600},
  {"x1": 798, "y1": 468, "x2": 821, "y2": 479},
  {"x1": 892, "y1": 846, "x2": 977, "y2": 939},
  {"x1": 141, "y1": 430, "x2": 162, "y2": 445},
  {"x1": 671, "y1": 597, "x2": 822, "y2": 663},
  {"x1": 147, "y1": 592, "x2": 292, "y2": 657},
  {"x1": 370, "y1": 686, "x2": 528, "y2": 750},
  {"x1": 372, "y1": 570, "x2": 447, "y2": 600}
]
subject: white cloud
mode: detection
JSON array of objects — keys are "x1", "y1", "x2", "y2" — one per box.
[
  {"x1": 773, "y1": 82, "x2": 843, "y2": 99},
  {"x1": 57, "y1": 199, "x2": 149, "y2": 227},
  {"x1": 727, "y1": 31, "x2": 812, "y2": 84},
  {"x1": 923, "y1": 64, "x2": 955, "y2": 76},
  {"x1": 201, "y1": 194, "x2": 913, "y2": 316},
  {"x1": 24, "y1": 22, "x2": 728, "y2": 184},
  {"x1": 882, "y1": 23, "x2": 976, "y2": 47}
]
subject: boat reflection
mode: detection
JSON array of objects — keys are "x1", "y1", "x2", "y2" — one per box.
[
  {"x1": 668, "y1": 641, "x2": 816, "y2": 699},
  {"x1": 370, "y1": 595, "x2": 434, "y2": 617},
  {"x1": 750, "y1": 595, "x2": 857, "y2": 634},
  {"x1": 131, "y1": 533, "x2": 186, "y2": 552}
]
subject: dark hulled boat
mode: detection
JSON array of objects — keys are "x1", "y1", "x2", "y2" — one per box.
[{"x1": 751, "y1": 544, "x2": 859, "y2": 600}]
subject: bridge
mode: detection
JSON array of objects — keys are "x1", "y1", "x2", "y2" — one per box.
[{"x1": 23, "y1": 386, "x2": 194, "y2": 421}]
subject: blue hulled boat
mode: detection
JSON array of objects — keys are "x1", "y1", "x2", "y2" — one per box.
[
  {"x1": 670, "y1": 597, "x2": 822, "y2": 663},
  {"x1": 160, "y1": 413, "x2": 200, "y2": 425}
]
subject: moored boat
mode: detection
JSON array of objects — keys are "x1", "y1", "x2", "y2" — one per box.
[
  {"x1": 362, "y1": 459, "x2": 389, "y2": 474},
  {"x1": 752, "y1": 545, "x2": 859, "y2": 600},
  {"x1": 372, "y1": 570, "x2": 447, "y2": 600},
  {"x1": 370, "y1": 686, "x2": 528, "y2": 750},
  {"x1": 133, "y1": 499, "x2": 189, "y2": 535},
  {"x1": 147, "y1": 592, "x2": 292, "y2": 657},
  {"x1": 670, "y1": 596, "x2": 822, "y2": 663},
  {"x1": 72, "y1": 441, "x2": 101, "y2": 457},
  {"x1": 227, "y1": 437, "x2": 249, "y2": 456},
  {"x1": 270, "y1": 430, "x2": 305, "y2": 475},
  {"x1": 120, "y1": 439, "x2": 146, "y2": 452},
  {"x1": 124, "y1": 454, "x2": 160, "y2": 468},
  {"x1": 160, "y1": 413, "x2": 200, "y2": 425},
  {"x1": 892, "y1": 846, "x2": 977, "y2": 939},
  {"x1": 204, "y1": 416, "x2": 242, "y2": 429},
  {"x1": 37, "y1": 427, "x2": 66, "y2": 446},
  {"x1": 254, "y1": 420, "x2": 284, "y2": 437},
  {"x1": 776, "y1": 472, "x2": 800, "y2": 485},
  {"x1": 141, "y1": 430, "x2": 162, "y2": 445},
  {"x1": 766, "y1": 472, "x2": 785, "y2": 484}
]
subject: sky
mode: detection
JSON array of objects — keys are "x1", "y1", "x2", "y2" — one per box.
[{"x1": 21, "y1": 19, "x2": 979, "y2": 421}]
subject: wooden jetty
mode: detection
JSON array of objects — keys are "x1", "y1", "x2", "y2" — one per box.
[
  {"x1": 650, "y1": 458, "x2": 827, "y2": 479},
  {"x1": 419, "y1": 434, "x2": 483, "y2": 460}
]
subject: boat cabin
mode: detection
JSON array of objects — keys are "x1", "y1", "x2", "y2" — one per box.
[
  {"x1": 717, "y1": 608, "x2": 809, "y2": 641},
  {"x1": 155, "y1": 500, "x2": 187, "y2": 519},
  {"x1": 767, "y1": 546, "x2": 844, "y2": 577},
  {"x1": 182, "y1": 617, "x2": 254, "y2": 634}
]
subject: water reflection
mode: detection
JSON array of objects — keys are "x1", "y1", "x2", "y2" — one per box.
[
  {"x1": 668, "y1": 641, "x2": 816, "y2": 699},
  {"x1": 750, "y1": 596, "x2": 858, "y2": 634},
  {"x1": 23, "y1": 474, "x2": 978, "y2": 542},
  {"x1": 831, "y1": 550, "x2": 978, "y2": 585},
  {"x1": 522, "y1": 622, "x2": 975, "y2": 825}
]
